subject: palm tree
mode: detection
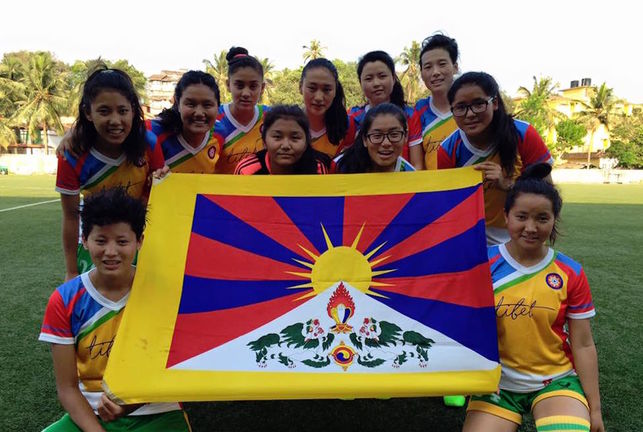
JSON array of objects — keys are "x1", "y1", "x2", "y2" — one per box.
[
  {"x1": 575, "y1": 82, "x2": 619, "y2": 168},
  {"x1": 302, "y1": 40, "x2": 326, "y2": 64},
  {"x1": 515, "y1": 76, "x2": 562, "y2": 135},
  {"x1": 9, "y1": 52, "x2": 67, "y2": 153},
  {"x1": 203, "y1": 50, "x2": 230, "y2": 103},
  {"x1": 259, "y1": 57, "x2": 276, "y2": 104},
  {"x1": 397, "y1": 41, "x2": 422, "y2": 103}
]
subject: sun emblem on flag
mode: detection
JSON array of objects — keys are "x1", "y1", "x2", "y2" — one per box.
[
  {"x1": 545, "y1": 273, "x2": 563, "y2": 290},
  {"x1": 286, "y1": 224, "x2": 395, "y2": 300}
]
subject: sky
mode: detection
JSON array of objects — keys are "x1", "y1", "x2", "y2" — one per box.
[{"x1": 2, "y1": 0, "x2": 640, "y2": 102}]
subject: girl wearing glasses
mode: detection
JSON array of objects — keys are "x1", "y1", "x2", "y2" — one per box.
[
  {"x1": 333, "y1": 103, "x2": 414, "y2": 173},
  {"x1": 414, "y1": 33, "x2": 460, "y2": 170},
  {"x1": 348, "y1": 51, "x2": 424, "y2": 170},
  {"x1": 438, "y1": 72, "x2": 553, "y2": 245}
]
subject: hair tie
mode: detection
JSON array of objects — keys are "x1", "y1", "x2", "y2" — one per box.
[{"x1": 233, "y1": 53, "x2": 248, "y2": 59}]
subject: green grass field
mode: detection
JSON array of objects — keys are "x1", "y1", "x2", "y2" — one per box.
[{"x1": 1, "y1": 176, "x2": 641, "y2": 431}]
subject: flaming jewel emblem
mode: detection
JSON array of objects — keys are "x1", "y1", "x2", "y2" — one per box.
[{"x1": 327, "y1": 283, "x2": 355, "y2": 334}]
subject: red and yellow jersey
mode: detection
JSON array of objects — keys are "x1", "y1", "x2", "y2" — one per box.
[
  {"x1": 146, "y1": 119, "x2": 221, "y2": 174},
  {"x1": 488, "y1": 244, "x2": 595, "y2": 392},
  {"x1": 214, "y1": 104, "x2": 269, "y2": 174},
  {"x1": 413, "y1": 96, "x2": 458, "y2": 170},
  {"x1": 39, "y1": 272, "x2": 179, "y2": 415},
  {"x1": 310, "y1": 116, "x2": 357, "y2": 158},
  {"x1": 438, "y1": 120, "x2": 553, "y2": 244},
  {"x1": 55, "y1": 130, "x2": 164, "y2": 200}
]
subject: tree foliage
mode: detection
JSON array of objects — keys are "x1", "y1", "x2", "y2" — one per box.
[
  {"x1": 203, "y1": 51, "x2": 230, "y2": 103},
  {"x1": 303, "y1": 40, "x2": 326, "y2": 64},
  {"x1": 397, "y1": 41, "x2": 423, "y2": 104},
  {"x1": 515, "y1": 76, "x2": 562, "y2": 142},
  {"x1": 554, "y1": 119, "x2": 587, "y2": 159},
  {"x1": 606, "y1": 111, "x2": 643, "y2": 168}
]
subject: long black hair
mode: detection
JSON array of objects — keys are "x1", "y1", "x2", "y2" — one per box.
[
  {"x1": 505, "y1": 163, "x2": 561, "y2": 243},
  {"x1": 72, "y1": 66, "x2": 146, "y2": 164},
  {"x1": 157, "y1": 70, "x2": 220, "y2": 135},
  {"x1": 356, "y1": 51, "x2": 406, "y2": 109},
  {"x1": 226, "y1": 46, "x2": 264, "y2": 78},
  {"x1": 261, "y1": 105, "x2": 329, "y2": 174},
  {"x1": 300, "y1": 58, "x2": 348, "y2": 145},
  {"x1": 448, "y1": 71, "x2": 519, "y2": 176},
  {"x1": 335, "y1": 103, "x2": 407, "y2": 173}
]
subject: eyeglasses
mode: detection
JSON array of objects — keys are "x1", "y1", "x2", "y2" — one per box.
[
  {"x1": 451, "y1": 97, "x2": 495, "y2": 117},
  {"x1": 366, "y1": 130, "x2": 407, "y2": 145}
]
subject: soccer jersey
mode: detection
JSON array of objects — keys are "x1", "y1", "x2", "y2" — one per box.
[
  {"x1": 310, "y1": 115, "x2": 357, "y2": 158},
  {"x1": 438, "y1": 120, "x2": 553, "y2": 244},
  {"x1": 488, "y1": 244, "x2": 595, "y2": 392},
  {"x1": 214, "y1": 103, "x2": 270, "y2": 174},
  {"x1": 414, "y1": 96, "x2": 458, "y2": 170},
  {"x1": 39, "y1": 272, "x2": 180, "y2": 415},
  {"x1": 348, "y1": 104, "x2": 422, "y2": 161},
  {"x1": 332, "y1": 154, "x2": 415, "y2": 173},
  {"x1": 235, "y1": 149, "x2": 328, "y2": 175},
  {"x1": 55, "y1": 130, "x2": 164, "y2": 200},
  {"x1": 147, "y1": 119, "x2": 222, "y2": 174}
]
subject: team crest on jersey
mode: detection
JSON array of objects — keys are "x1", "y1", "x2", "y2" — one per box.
[
  {"x1": 545, "y1": 273, "x2": 563, "y2": 290},
  {"x1": 134, "y1": 158, "x2": 147, "y2": 168},
  {"x1": 208, "y1": 146, "x2": 216, "y2": 159}
]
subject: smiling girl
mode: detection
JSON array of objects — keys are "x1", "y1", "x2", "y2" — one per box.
[
  {"x1": 349, "y1": 51, "x2": 423, "y2": 169},
  {"x1": 464, "y1": 164, "x2": 604, "y2": 432},
  {"x1": 334, "y1": 103, "x2": 414, "y2": 173},
  {"x1": 414, "y1": 33, "x2": 460, "y2": 170},
  {"x1": 149, "y1": 70, "x2": 223, "y2": 173},
  {"x1": 438, "y1": 72, "x2": 553, "y2": 245},
  {"x1": 56, "y1": 67, "x2": 164, "y2": 281}
]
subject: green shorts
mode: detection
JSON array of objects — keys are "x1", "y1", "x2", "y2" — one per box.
[
  {"x1": 76, "y1": 244, "x2": 138, "y2": 274},
  {"x1": 467, "y1": 375, "x2": 588, "y2": 425},
  {"x1": 42, "y1": 410, "x2": 191, "y2": 432}
]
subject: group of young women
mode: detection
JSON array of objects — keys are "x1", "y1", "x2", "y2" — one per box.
[{"x1": 52, "y1": 34, "x2": 604, "y2": 432}]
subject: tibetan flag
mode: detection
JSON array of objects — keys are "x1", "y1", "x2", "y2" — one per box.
[{"x1": 103, "y1": 168, "x2": 500, "y2": 403}]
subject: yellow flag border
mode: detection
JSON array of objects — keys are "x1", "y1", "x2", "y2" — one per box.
[{"x1": 103, "y1": 168, "x2": 500, "y2": 402}]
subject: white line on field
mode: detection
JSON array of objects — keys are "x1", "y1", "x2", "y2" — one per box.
[{"x1": 0, "y1": 198, "x2": 60, "y2": 213}]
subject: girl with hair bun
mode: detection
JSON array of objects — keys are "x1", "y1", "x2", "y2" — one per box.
[
  {"x1": 214, "y1": 46, "x2": 270, "y2": 173},
  {"x1": 464, "y1": 164, "x2": 604, "y2": 432}
]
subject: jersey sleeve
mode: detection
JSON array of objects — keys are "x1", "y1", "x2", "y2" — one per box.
[
  {"x1": 566, "y1": 267, "x2": 596, "y2": 319},
  {"x1": 518, "y1": 124, "x2": 554, "y2": 168},
  {"x1": 55, "y1": 155, "x2": 81, "y2": 195},
  {"x1": 146, "y1": 130, "x2": 166, "y2": 171},
  {"x1": 234, "y1": 154, "x2": 261, "y2": 175},
  {"x1": 39, "y1": 290, "x2": 74, "y2": 344},
  {"x1": 407, "y1": 108, "x2": 422, "y2": 147}
]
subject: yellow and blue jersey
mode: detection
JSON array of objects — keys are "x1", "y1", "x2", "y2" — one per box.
[
  {"x1": 414, "y1": 96, "x2": 458, "y2": 170},
  {"x1": 55, "y1": 130, "x2": 164, "y2": 200},
  {"x1": 39, "y1": 272, "x2": 180, "y2": 415},
  {"x1": 488, "y1": 244, "x2": 595, "y2": 392},
  {"x1": 147, "y1": 119, "x2": 221, "y2": 174},
  {"x1": 214, "y1": 104, "x2": 270, "y2": 174}
]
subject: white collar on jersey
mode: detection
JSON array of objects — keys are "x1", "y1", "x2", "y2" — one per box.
[
  {"x1": 499, "y1": 243, "x2": 555, "y2": 275},
  {"x1": 223, "y1": 103, "x2": 260, "y2": 133},
  {"x1": 178, "y1": 130, "x2": 211, "y2": 155}
]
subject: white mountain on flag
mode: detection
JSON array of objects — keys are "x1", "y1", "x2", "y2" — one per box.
[{"x1": 170, "y1": 282, "x2": 497, "y2": 373}]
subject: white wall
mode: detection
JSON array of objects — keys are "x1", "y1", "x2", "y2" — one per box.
[
  {"x1": 552, "y1": 169, "x2": 643, "y2": 184},
  {"x1": 0, "y1": 154, "x2": 57, "y2": 175}
]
